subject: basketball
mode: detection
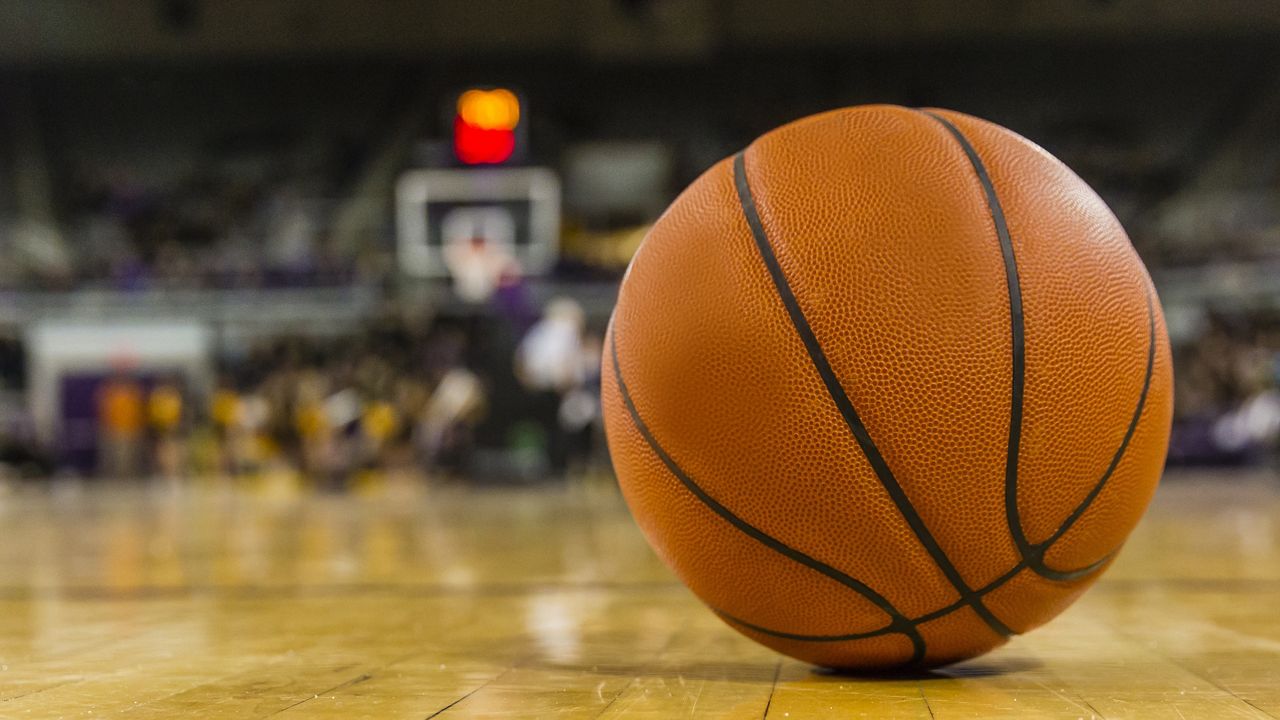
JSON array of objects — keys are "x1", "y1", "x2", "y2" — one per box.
[{"x1": 602, "y1": 105, "x2": 1174, "y2": 670}]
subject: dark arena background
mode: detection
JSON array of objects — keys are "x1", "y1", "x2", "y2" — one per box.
[{"x1": 0, "y1": 1, "x2": 1277, "y2": 717}]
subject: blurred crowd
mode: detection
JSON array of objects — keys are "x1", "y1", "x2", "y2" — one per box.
[
  {"x1": 0, "y1": 155, "x2": 381, "y2": 292},
  {"x1": 1, "y1": 299, "x2": 1276, "y2": 485},
  {"x1": 1169, "y1": 310, "x2": 1280, "y2": 466},
  {"x1": 75, "y1": 306, "x2": 1280, "y2": 486},
  {"x1": 79, "y1": 294, "x2": 606, "y2": 488}
]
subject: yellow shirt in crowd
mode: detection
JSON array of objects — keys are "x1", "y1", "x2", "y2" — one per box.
[
  {"x1": 100, "y1": 379, "x2": 144, "y2": 437},
  {"x1": 148, "y1": 385, "x2": 183, "y2": 431}
]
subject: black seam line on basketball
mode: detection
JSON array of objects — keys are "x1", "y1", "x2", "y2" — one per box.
[
  {"x1": 731, "y1": 151, "x2": 1015, "y2": 640},
  {"x1": 911, "y1": 561, "x2": 1028, "y2": 625},
  {"x1": 721, "y1": 511, "x2": 1122, "y2": 647},
  {"x1": 715, "y1": 562, "x2": 1031, "y2": 644},
  {"x1": 921, "y1": 110, "x2": 1155, "y2": 585},
  {"x1": 608, "y1": 329, "x2": 926, "y2": 664},
  {"x1": 917, "y1": 111, "x2": 1037, "y2": 595},
  {"x1": 714, "y1": 608, "x2": 897, "y2": 643},
  {"x1": 717, "y1": 610, "x2": 923, "y2": 673},
  {"x1": 1030, "y1": 291, "x2": 1157, "y2": 581}
]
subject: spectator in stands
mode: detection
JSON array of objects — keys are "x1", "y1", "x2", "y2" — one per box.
[
  {"x1": 560, "y1": 331, "x2": 604, "y2": 476},
  {"x1": 98, "y1": 369, "x2": 145, "y2": 479},
  {"x1": 1170, "y1": 312, "x2": 1280, "y2": 465},
  {"x1": 264, "y1": 185, "x2": 320, "y2": 282},
  {"x1": 147, "y1": 377, "x2": 186, "y2": 484},
  {"x1": 230, "y1": 391, "x2": 270, "y2": 478},
  {"x1": 359, "y1": 396, "x2": 401, "y2": 476},
  {"x1": 515, "y1": 297, "x2": 587, "y2": 477},
  {"x1": 209, "y1": 379, "x2": 240, "y2": 477},
  {"x1": 419, "y1": 365, "x2": 486, "y2": 476},
  {"x1": 293, "y1": 369, "x2": 334, "y2": 483}
]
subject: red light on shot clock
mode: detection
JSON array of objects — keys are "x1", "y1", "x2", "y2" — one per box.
[{"x1": 454, "y1": 88, "x2": 520, "y2": 165}]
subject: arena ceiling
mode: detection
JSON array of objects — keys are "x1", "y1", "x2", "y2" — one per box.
[{"x1": 0, "y1": 0, "x2": 1277, "y2": 62}]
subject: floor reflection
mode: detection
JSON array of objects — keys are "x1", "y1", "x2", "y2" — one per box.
[{"x1": 0, "y1": 469, "x2": 1275, "y2": 716}]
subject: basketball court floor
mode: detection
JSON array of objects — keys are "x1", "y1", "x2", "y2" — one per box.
[{"x1": 0, "y1": 468, "x2": 1276, "y2": 718}]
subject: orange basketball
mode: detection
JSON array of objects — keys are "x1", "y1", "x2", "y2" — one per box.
[{"x1": 602, "y1": 105, "x2": 1173, "y2": 670}]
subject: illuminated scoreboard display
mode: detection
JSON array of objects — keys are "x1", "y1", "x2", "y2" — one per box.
[
  {"x1": 453, "y1": 88, "x2": 522, "y2": 165},
  {"x1": 396, "y1": 87, "x2": 558, "y2": 279}
]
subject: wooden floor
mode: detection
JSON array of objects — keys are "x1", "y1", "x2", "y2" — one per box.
[{"x1": 0, "y1": 468, "x2": 1277, "y2": 718}]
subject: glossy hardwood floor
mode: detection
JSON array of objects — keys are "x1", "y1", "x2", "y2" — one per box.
[{"x1": 0, "y1": 467, "x2": 1277, "y2": 718}]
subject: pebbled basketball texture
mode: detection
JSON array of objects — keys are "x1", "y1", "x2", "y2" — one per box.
[{"x1": 601, "y1": 105, "x2": 1173, "y2": 670}]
